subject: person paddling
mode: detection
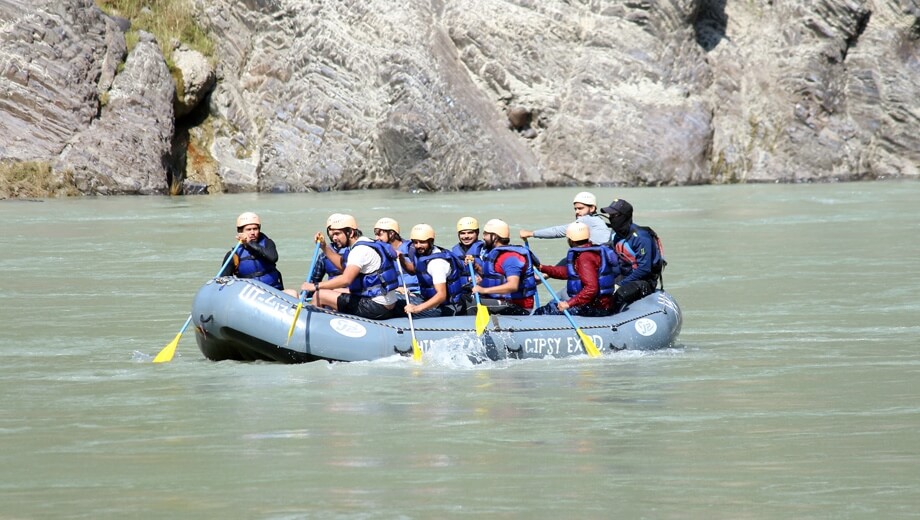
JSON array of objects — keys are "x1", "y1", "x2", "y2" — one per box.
[
  {"x1": 471, "y1": 219, "x2": 540, "y2": 315},
  {"x1": 300, "y1": 214, "x2": 403, "y2": 320},
  {"x1": 532, "y1": 222, "x2": 617, "y2": 316},
  {"x1": 219, "y1": 212, "x2": 284, "y2": 290},
  {"x1": 402, "y1": 224, "x2": 468, "y2": 317}
]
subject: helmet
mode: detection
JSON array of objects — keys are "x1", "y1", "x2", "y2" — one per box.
[
  {"x1": 456, "y1": 216, "x2": 479, "y2": 232},
  {"x1": 572, "y1": 191, "x2": 597, "y2": 207},
  {"x1": 410, "y1": 224, "x2": 435, "y2": 241},
  {"x1": 483, "y1": 219, "x2": 510, "y2": 239},
  {"x1": 565, "y1": 221, "x2": 590, "y2": 242},
  {"x1": 236, "y1": 212, "x2": 261, "y2": 228},
  {"x1": 325, "y1": 213, "x2": 344, "y2": 227},
  {"x1": 327, "y1": 213, "x2": 358, "y2": 230},
  {"x1": 374, "y1": 217, "x2": 400, "y2": 233}
]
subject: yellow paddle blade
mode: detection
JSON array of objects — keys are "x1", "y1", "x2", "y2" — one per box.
[
  {"x1": 577, "y1": 328, "x2": 602, "y2": 358},
  {"x1": 411, "y1": 337, "x2": 422, "y2": 362},
  {"x1": 153, "y1": 333, "x2": 181, "y2": 363},
  {"x1": 286, "y1": 302, "x2": 304, "y2": 345},
  {"x1": 475, "y1": 303, "x2": 490, "y2": 336}
]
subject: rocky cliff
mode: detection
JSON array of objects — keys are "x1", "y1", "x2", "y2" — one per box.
[{"x1": 1, "y1": 0, "x2": 918, "y2": 196}]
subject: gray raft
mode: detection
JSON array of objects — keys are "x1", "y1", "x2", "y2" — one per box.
[{"x1": 192, "y1": 277, "x2": 683, "y2": 363}]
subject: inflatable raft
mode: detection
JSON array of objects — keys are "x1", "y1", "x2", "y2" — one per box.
[{"x1": 192, "y1": 277, "x2": 682, "y2": 363}]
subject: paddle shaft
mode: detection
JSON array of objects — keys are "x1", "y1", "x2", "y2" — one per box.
[
  {"x1": 533, "y1": 269, "x2": 601, "y2": 357},
  {"x1": 286, "y1": 240, "x2": 323, "y2": 343},
  {"x1": 396, "y1": 258, "x2": 422, "y2": 361},
  {"x1": 154, "y1": 241, "x2": 241, "y2": 362}
]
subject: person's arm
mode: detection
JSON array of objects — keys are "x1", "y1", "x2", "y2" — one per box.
[
  {"x1": 473, "y1": 253, "x2": 523, "y2": 295},
  {"x1": 539, "y1": 263, "x2": 567, "y2": 280},
  {"x1": 405, "y1": 283, "x2": 447, "y2": 314},
  {"x1": 531, "y1": 224, "x2": 567, "y2": 239},
  {"x1": 244, "y1": 236, "x2": 279, "y2": 263},
  {"x1": 474, "y1": 275, "x2": 520, "y2": 295},
  {"x1": 314, "y1": 232, "x2": 345, "y2": 271},
  {"x1": 303, "y1": 264, "x2": 360, "y2": 293}
]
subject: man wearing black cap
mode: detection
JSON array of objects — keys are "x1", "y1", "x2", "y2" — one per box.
[{"x1": 601, "y1": 198, "x2": 665, "y2": 312}]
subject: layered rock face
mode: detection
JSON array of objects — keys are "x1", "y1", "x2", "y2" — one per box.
[{"x1": 1, "y1": 0, "x2": 918, "y2": 196}]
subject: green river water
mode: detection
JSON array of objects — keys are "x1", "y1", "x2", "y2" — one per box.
[{"x1": 1, "y1": 182, "x2": 918, "y2": 519}]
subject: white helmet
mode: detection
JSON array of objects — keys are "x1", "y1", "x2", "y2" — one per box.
[
  {"x1": 483, "y1": 219, "x2": 510, "y2": 239},
  {"x1": 327, "y1": 213, "x2": 358, "y2": 230},
  {"x1": 565, "y1": 221, "x2": 590, "y2": 242},
  {"x1": 456, "y1": 216, "x2": 479, "y2": 232},
  {"x1": 236, "y1": 212, "x2": 261, "y2": 228},
  {"x1": 374, "y1": 217, "x2": 400, "y2": 233},
  {"x1": 572, "y1": 191, "x2": 597, "y2": 207},
  {"x1": 410, "y1": 224, "x2": 435, "y2": 241}
]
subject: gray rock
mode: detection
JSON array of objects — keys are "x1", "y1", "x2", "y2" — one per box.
[
  {"x1": 54, "y1": 33, "x2": 176, "y2": 194},
  {"x1": 171, "y1": 41, "x2": 216, "y2": 118},
  {"x1": 2, "y1": 0, "x2": 919, "y2": 198},
  {"x1": 0, "y1": 0, "x2": 125, "y2": 161}
]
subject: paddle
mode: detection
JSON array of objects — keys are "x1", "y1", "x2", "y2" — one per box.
[
  {"x1": 395, "y1": 259, "x2": 422, "y2": 362},
  {"x1": 154, "y1": 241, "x2": 242, "y2": 363},
  {"x1": 286, "y1": 240, "x2": 323, "y2": 345},
  {"x1": 524, "y1": 238, "x2": 540, "y2": 312},
  {"x1": 469, "y1": 262, "x2": 489, "y2": 336},
  {"x1": 533, "y1": 270, "x2": 602, "y2": 358}
]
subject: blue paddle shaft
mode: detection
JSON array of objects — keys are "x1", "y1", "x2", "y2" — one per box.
[
  {"x1": 468, "y1": 262, "x2": 482, "y2": 305},
  {"x1": 298, "y1": 241, "x2": 323, "y2": 304}
]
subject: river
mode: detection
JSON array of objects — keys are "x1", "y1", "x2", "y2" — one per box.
[{"x1": 1, "y1": 181, "x2": 918, "y2": 518}]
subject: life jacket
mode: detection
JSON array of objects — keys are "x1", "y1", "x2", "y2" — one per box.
[
  {"x1": 236, "y1": 236, "x2": 283, "y2": 290},
  {"x1": 322, "y1": 247, "x2": 346, "y2": 278},
  {"x1": 480, "y1": 245, "x2": 538, "y2": 300},
  {"x1": 612, "y1": 225, "x2": 666, "y2": 289},
  {"x1": 411, "y1": 246, "x2": 465, "y2": 304},
  {"x1": 565, "y1": 245, "x2": 618, "y2": 297},
  {"x1": 396, "y1": 241, "x2": 420, "y2": 293},
  {"x1": 641, "y1": 225, "x2": 667, "y2": 289},
  {"x1": 341, "y1": 240, "x2": 400, "y2": 298},
  {"x1": 452, "y1": 240, "x2": 484, "y2": 286}
]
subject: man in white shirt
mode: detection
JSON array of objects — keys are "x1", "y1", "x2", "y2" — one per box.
[
  {"x1": 402, "y1": 224, "x2": 467, "y2": 317},
  {"x1": 301, "y1": 214, "x2": 402, "y2": 320}
]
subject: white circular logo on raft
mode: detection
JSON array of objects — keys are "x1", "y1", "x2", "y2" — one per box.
[
  {"x1": 330, "y1": 318, "x2": 367, "y2": 338},
  {"x1": 634, "y1": 318, "x2": 657, "y2": 337}
]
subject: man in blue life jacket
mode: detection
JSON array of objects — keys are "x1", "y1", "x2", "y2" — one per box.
[
  {"x1": 601, "y1": 198, "x2": 665, "y2": 312},
  {"x1": 471, "y1": 219, "x2": 540, "y2": 315},
  {"x1": 220, "y1": 212, "x2": 284, "y2": 290},
  {"x1": 532, "y1": 222, "x2": 617, "y2": 316},
  {"x1": 283, "y1": 213, "x2": 350, "y2": 298},
  {"x1": 519, "y1": 191, "x2": 612, "y2": 246},
  {"x1": 373, "y1": 217, "x2": 420, "y2": 295},
  {"x1": 300, "y1": 214, "x2": 403, "y2": 320},
  {"x1": 401, "y1": 224, "x2": 468, "y2": 317},
  {"x1": 312, "y1": 213, "x2": 348, "y2": 283},
  {"x1": 451, "y1": 216, "x2": 485, "y2": 289}
]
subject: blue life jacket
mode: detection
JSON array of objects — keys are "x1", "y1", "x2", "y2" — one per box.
[
  {"x1": 480, "y1": 245, "x2": 538, "y2": 300},
  {"x1": 341, "y1": 240, "x2": 400, "y2": 298},
  {"x1": 311, "y1": 245, "x2": 347, "y2": 283},
  {"x1": 236, "y1": 236, "x2": 283, "y2": 290},
  {"x1": 411, "y1": 246, "x2": 466, "y2": 304},
  {"x1": 612, "y1": 224, "x2": 664, "y2": 286},
  {"x1": 565, "y1": 245, "x2": 618, "y2": 297},
  {"x1": 452, "y1": 240, "x2": 484, "y2": 286},
  {"x1": 397, "y1": 241, "x2": 420, "y2": 293}
]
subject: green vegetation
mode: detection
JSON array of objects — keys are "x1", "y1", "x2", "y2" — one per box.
[
  {"x1": 94, "y1": 0, "x2": 215, "y2": 65},
  {"x1": 0, "y1": 161, "x2": 79, "y2": 199}
]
